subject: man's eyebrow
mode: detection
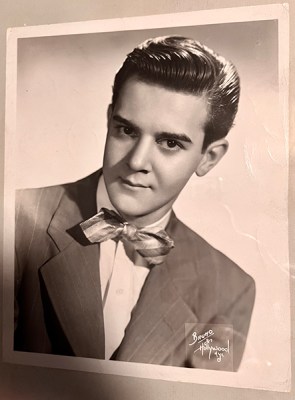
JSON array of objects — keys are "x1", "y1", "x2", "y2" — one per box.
[
  {"x1": 113, "y1": 114, "x2": 136, "y2": 127},
  {"x1": 156, "y1": 132, "x2": 192, "y2": 143},
  {"x1": 112, "y1": 114, "x2": 192, "y2": 143}
]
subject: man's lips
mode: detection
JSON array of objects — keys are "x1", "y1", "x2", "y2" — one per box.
[{"x1": 120, "y1": 177, "x2": 150, "y2": 188}]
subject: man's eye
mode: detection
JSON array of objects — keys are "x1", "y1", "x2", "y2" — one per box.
[
  {"x1": 166, "y1": 140, "x2": 178, "y2": 148},
  {"x1": 159, "y1": 139, "x2": 183, "y2": 151},
  {"x1": 118, "y1": 126, "x2": 135, "y2": 136},
  {"x1": 123, "y1": 126, "x2": 133, "y2": 135}
]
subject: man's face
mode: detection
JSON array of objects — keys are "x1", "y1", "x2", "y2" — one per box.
[{"x1": 103, "y1": 77, "x2": 223, "y2": 227}]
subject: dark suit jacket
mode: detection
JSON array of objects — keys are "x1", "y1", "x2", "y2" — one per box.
[{"x1": 14, "y1": 170, "x2": 255, "y2": 371}]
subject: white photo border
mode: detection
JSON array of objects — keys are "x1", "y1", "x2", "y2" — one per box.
[{"x1": 3, "y1": 4, "x2": 290, "y2": 392}]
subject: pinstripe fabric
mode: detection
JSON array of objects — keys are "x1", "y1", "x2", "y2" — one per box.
[{"x1": 14, "y1": 170, "x2": 255, "y2": 370}]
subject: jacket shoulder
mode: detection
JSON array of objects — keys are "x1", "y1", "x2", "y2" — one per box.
[
  {"x1": 15, "y1": 185, "x2": 66, "y2": 265},
  {"x1": 15, "y1": 184, "x2": 67, "y2": 234},
  {"x1": 15, "y1": 170, "x2": 100, "y2": 225},
  {"x1": 169, "y1": 215, "x2": 255, "y2": 300},
  {"x1": 15, "y1": 171, "x2": 101, "y2": 258}
]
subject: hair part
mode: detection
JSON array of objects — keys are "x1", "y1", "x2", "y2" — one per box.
[{"x1": 112, "y1": 36, "x2": 240, "y2": 150}]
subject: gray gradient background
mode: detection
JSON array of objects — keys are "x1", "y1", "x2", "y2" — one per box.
[{"x1": 1, "y1": 1, "x2": 294, "y2": 400}]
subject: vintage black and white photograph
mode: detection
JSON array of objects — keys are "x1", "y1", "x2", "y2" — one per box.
[{"x1": 3, "y1": 5, "x2": 290, "y2": 392}]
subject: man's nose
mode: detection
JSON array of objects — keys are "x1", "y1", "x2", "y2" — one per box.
[{"x1": 127, "y1": 137, "x2": 152, "y2": 173}]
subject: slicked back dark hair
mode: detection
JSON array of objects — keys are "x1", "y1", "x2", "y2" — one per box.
[{"x1": 112, "y1": 36, "x2": 240, "y2": 150}]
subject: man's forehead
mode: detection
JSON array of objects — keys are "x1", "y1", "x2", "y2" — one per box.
[{"x1": 112, "y1": 77, "x2": 209, "y2": 133}]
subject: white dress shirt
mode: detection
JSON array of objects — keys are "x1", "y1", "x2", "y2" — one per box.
[{"x1": 96, "y1": 175, "x2": 171, "y2": 359}]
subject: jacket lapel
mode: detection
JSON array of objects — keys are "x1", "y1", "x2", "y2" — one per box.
[
  {"x1": 40, "y1": 171, "x2": 105, "y2": 358},
  {"x1": 115, "y1": 213, "x2": 200, "y2": 365}
]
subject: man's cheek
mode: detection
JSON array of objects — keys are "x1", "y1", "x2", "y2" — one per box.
[{"x1": 107, "y1": 150, "x2": 124, "y2": 167}]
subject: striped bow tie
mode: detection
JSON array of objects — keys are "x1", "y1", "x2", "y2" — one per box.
[{"x1": 80, "y1": 208, "x2": 174, "y2": 266}]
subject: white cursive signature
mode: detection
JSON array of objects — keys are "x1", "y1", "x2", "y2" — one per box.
[{"x1": 188, "y1": 329, "x2": 230, "y2": 363}]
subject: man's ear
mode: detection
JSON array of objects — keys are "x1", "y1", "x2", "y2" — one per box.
[{"x1": 195, "y1": 139, "x2": 229, "y2": 177}]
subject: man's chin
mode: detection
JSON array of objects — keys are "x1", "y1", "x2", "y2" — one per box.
[
  {"x1": 116, "y1": 207, "x2": 147, "y2": 224},
  {"x1": 108, "y1": 193, "x2": 148, "y2": 217},
  {"x1": 112, "y1": 204, "x2": 154, "y2": 226}
]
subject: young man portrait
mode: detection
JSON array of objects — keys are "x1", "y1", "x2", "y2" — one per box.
[{"x1": 14, "y1": 35, "x2": 255, "y2": 371}]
